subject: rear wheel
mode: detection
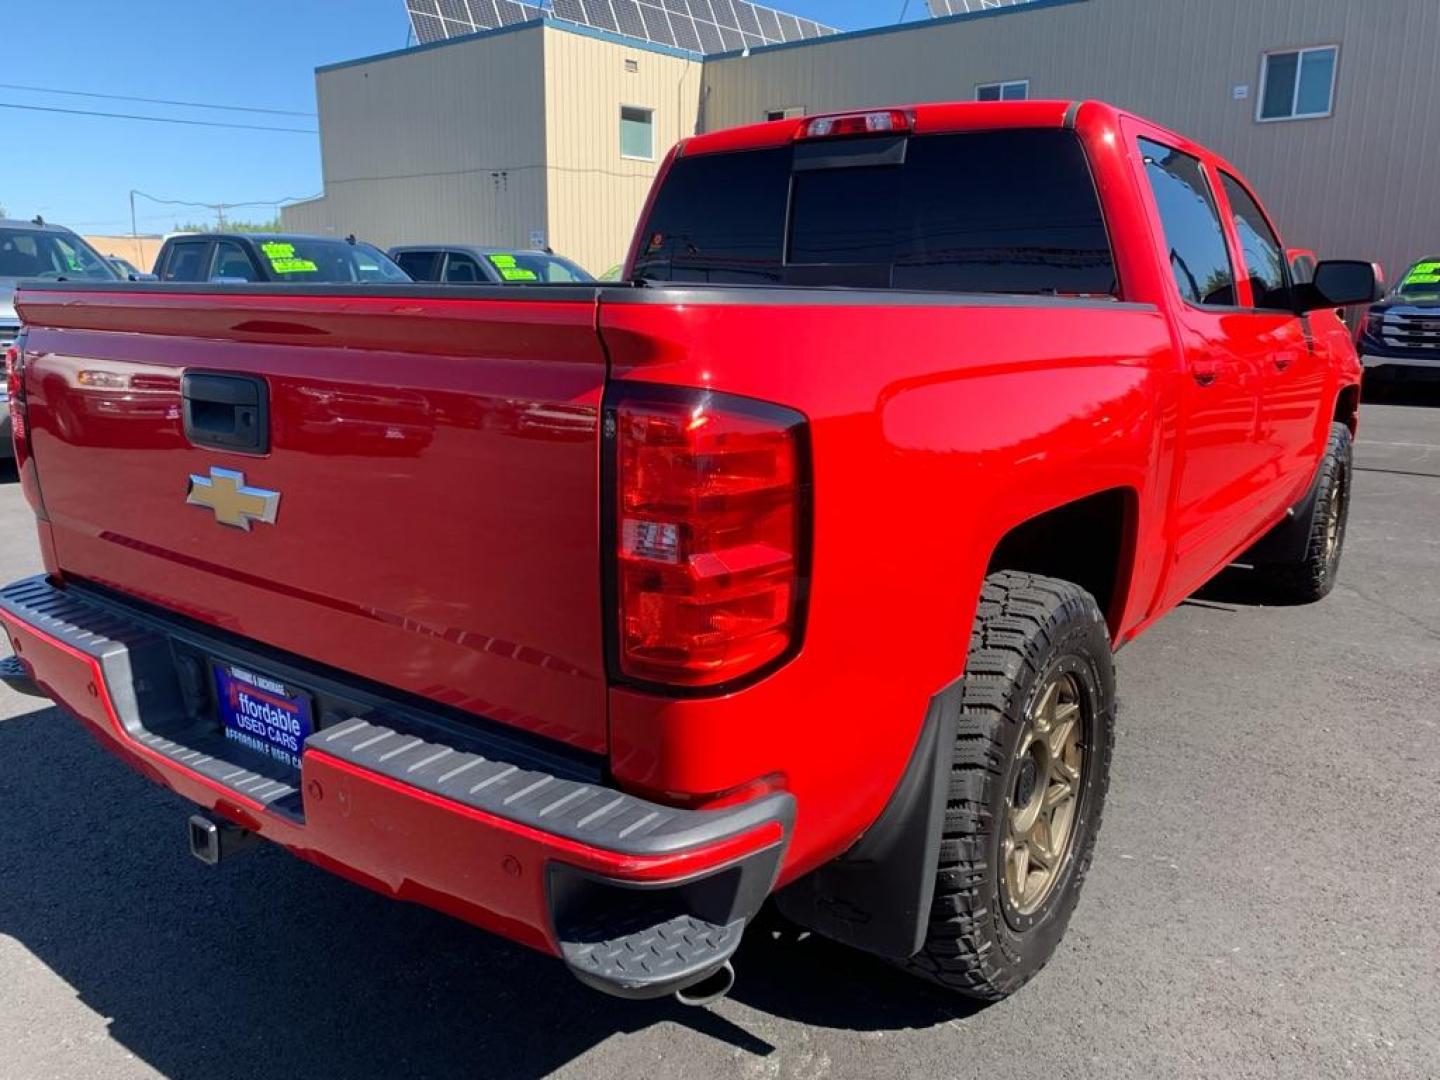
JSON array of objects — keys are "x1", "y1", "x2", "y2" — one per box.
[
  {"x1": 1255, "y1": 422, "x2": 1352, "y2": 604},
  {"x1": 906, "y1": 571, "x2": 1115, "y2": 1000}
]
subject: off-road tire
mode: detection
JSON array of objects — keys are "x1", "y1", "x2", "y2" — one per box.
[
  {"x1": 1256, "y1": 422, "x2": 1353, "y2": 604},
  {"x1": 906, "y1": 571, "x2": 1116, "y2": 1001}
]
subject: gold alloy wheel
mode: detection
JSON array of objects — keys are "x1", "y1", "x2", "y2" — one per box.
[
  {"x1": 1323, "y1": 472, "x2": 1344, "y2": 564},
  {"x1": 1002, "y1": 671, "x2": 1085, "y2": 916}
]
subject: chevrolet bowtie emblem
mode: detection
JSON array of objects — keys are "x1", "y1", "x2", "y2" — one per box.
[{"x1": 186, "y1": 467, "x2": 280, "y2": 530}]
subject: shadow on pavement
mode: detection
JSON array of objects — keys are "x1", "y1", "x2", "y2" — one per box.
[
  {"x1": 1361, "y1": 379, "x2": 1440, "y2": 407},
  {"x1": 0, "y1": 705, "x2": 969, "y2": 1080}
]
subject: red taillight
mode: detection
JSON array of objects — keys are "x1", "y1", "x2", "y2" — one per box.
[
  {"x1": 4, "y1": 341, "x2": 23, "y2": 445},
  {"x1": 798, "y1": 109, "x2": 912, "y2": 140},
  {"x1": 611, "y1": 387, "x2": 808, "y2": 689}
]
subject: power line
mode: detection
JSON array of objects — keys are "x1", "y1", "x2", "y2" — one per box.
[
  {"x1": 0, "y1": 101, "x2": 317, "y2": 134},
  {"x1": 0, "y1": 81, "x2": 314, "y2": 117}
]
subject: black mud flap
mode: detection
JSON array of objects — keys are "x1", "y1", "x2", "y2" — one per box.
[
  {"x1": 774, "y1": 683, "x2": 959, "y2": 960},
  {"x1": 1242, "y1": 454, "x2": 1327, "y2": 565}
]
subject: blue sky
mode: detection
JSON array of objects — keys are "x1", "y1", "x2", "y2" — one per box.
[{"x1": 3, "y1": 0, "x2": 920, "y2": 234}]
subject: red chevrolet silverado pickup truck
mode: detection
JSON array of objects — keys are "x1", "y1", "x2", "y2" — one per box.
[{"x1": 0, "y1": 101, "x2": 1378, "y2": 1004}]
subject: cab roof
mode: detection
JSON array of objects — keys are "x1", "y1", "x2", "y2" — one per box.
[{"x1": 681, "y1": 100, "x2": 1084, "y2": 156}]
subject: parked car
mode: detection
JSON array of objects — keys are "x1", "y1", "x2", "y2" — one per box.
[
  {"x1": 1, "y1": 218, "x2": 121, "y2": 459},
  {"x1": 389, "y1": 244, "x2": 593, "y2": 284},
  {"x1": 153, "y1": 232, "x2": 410, "y2": 284},
  {"x1": 1, "y1": 100, "x2": 1377, "y2": 1006},
  {"x1": 1358, "y1": 255, "x2": 1440, "y2": 386}
]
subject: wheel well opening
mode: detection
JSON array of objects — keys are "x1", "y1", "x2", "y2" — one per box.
[
  {"x1": 1334, "y1": 384, "x2": 1360, "y2": 435},
  {"x1": 986, "y1": 489, "x2": 1135, "y2": 636}
]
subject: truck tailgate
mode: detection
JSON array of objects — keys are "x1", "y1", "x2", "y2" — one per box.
[{"x1": 16, "y1": 286, "x2": 609, "y2": 754}]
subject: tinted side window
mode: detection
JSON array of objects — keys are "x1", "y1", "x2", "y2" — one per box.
[
  {"x1": 1139, "y1": 139, "x2": 1235, "y2": 307},
  {"x1": 1220, "y1": 172, "x2": 1290, "y2": 310},
  {"x1": 395, "y1": 250, "x2": 441, "y2": 281},
  {"x1": 160, "y1": 241, "x2": 210, "y2": 283},
  {"x1": 633, "y1": 147, "x2": 790, "y2": 284},
  {"x1": 444, "y1": 254, "x2": 484, "y2": 283},
  {"x1": 211, "y1": 241, "x2": 257, "y2": 282}
]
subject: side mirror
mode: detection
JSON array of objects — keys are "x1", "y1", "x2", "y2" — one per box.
[{"x1": 1297, "y1": 260, "x2": 1384, "y2": 311}]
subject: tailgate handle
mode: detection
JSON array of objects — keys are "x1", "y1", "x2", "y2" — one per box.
[{"x1": 182, "y1": 372, "x2": 269, "y2": 453}]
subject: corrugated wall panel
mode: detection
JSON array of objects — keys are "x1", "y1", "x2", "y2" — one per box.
[
  {"x1": 282, "y1": 26, "x2": 549, "y2": 251},
  {"x1": 542, "y1": 28, "x2": 701, "y2": 275},
  {"x1": 701, "y1": 0, "x2": 1440, "y2": 277}
]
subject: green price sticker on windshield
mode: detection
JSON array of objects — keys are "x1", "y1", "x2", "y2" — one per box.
[
  {"x1": 487, "y1": 253, "x2": 519, "y2": 269},
  {"x1": 259, "y1": 242, "x2": 317, "y2": 274},
  {"x1": 1404, "y1": 261, "x2": 1440, "y2": 286},
  {"x1": 499, "y1": 267, "x2": 538, "y2": 281},
  {"x1": 271, "y1": 258, "x2": 319, "y2": 274}
]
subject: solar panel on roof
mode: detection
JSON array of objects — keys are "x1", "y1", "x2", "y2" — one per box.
[
  {"x1": 925, "y1": 0, "x2": 1039, "y2": 15},
  {"x1": 639, "y1": 4, "x2": 676, "y2": 46},
  {"x1": 404, "y1": 0, "x2": 834, "y2": 53}
]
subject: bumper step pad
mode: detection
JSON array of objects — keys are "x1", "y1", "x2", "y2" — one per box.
[{"x1": 560, "y1": 908, "x2": 744, "y2": 998}]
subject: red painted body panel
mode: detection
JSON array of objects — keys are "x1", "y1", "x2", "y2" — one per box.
[
  {"x1": 17, "y1": 290, "x2": 610, "y2": 754},
  {"x1": 7, "y1": 100, "x2": 1364, "y2": 946}
]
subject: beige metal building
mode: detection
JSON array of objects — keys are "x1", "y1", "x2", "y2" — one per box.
[
  {"x1": 282, "y1": 21, "x2": 699, "y2": 275},
  {"x1": 285, "y1": 0, "x2": 1440, "y2": 279}
]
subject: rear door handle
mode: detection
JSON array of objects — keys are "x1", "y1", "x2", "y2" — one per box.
[{"x1": 182, "y1": 372, "x2": 269, "y2": 453}]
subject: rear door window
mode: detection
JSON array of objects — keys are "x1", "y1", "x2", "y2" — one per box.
[
  {"x1": 633, "y1": 129, "x2": 1117, "y2": 295},
  {"x1": 395, "y1": 250, "x2": 441, "y2": 281},
  {"x1": 1138, "y1": 138, "x2": 1236, "y2": 307},
  {"x1": 160, "y1": 241, "x2": 211, "y2": 283}
]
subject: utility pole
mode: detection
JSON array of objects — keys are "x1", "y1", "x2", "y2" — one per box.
[{"x1": 129, "y1": 189, "x2": 139, "y2": 265}]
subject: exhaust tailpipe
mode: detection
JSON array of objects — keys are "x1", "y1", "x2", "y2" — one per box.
[
  {"x1": 673, "y1": 961, "x2": 734, "y2": 1007},
  {"x1": 188, "y1": 813, "x2": 259, "y2": 865}
]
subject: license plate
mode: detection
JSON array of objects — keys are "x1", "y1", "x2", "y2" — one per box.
[{"x1": 214, "y1": 662, "x2": 313, "y2": 773}]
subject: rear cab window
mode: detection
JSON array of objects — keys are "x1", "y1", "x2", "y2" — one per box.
[{"x1": 632, "y1": 128, "x2": 1117, "y2": 296}]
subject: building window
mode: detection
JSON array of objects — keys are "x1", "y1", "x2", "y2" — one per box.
[
  {"x1": 976, "y1": 80, "x2": 1029, "y2": 102},
  {"x1": 1258, "y1": 46, "x2": 1337, "y2": 121},
  {"x1": 620, "y1": 106, "x2": 654, "y2": 160},
  {"x1": 765, "y1": 106, "x2": 804, "y2": 121}
]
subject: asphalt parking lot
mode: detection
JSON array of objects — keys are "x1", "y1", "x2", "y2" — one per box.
[{"x1": 0, "y1": 400, "x2": 1436, "y2": 1080}]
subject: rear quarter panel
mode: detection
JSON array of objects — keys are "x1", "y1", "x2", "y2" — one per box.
[{"x1": 599, "y1": 292, "x2": 1175, "y2": 880}]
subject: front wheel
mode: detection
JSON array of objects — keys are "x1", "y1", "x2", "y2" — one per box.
[
  {"x1": 906, "y1": 571, "x2": 1115, "y2": 1001},
  {"x1": 1254, "y1": 422, "x2": 1353, "y2": 604}
]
